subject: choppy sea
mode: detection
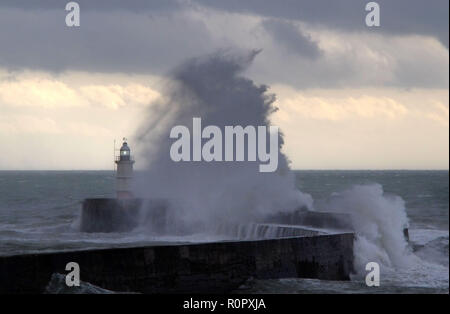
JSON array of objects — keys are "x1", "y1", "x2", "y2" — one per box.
[{"x1": 0, "y1": 170, "x2": 448, "y2": 293}]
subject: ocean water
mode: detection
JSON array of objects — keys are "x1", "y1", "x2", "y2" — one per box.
[{"x1": 0, "y1": 170, "x2": 448, "y2": 293}]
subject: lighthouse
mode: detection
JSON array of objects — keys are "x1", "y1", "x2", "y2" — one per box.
[{"x1": 115, "y1": 138, "x2": 135, "y2": 199}]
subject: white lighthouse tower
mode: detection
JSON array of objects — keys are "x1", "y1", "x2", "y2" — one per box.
[{"x1": 115, "y1": 138, "x2": 135, "y2": 199}]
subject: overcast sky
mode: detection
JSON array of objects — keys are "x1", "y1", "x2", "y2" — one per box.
[{"x1": 0, "y1": 0, "x2": 448, "y2": 170}]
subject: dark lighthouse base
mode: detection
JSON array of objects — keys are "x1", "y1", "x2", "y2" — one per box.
[
  {"x1": 80, "y1": 198, "x2": 355, "y2": 234},
  {"x1": 80, "y1": 198, "x2": 169, "y2": 233}
]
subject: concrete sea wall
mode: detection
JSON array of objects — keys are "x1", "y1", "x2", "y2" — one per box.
[{"x1": 0, "y1": 233, "x2": 354, "y2": 294}]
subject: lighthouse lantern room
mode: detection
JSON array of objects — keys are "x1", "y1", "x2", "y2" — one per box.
[{"x1": 115, "y1": 138, "x2": 135, "y2": 199}]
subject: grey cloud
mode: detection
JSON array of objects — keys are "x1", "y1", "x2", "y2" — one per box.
[
  {"x1": 0, "y1": 1, "x2": 447, "y2": 90},
  {"x1": 4, "y1": 0, "x2": 447, "y2": 47},
  {"x1": 0, "y1": 7, "x2": 214, "y2": 74},
  {"x1": 195, "y1": 0, "x2": 449, "y2": 48},
  {"x1": 0, "y1": 0, "x2": 185, "y2": 12},
  {"x1": 261, "y1": 19, "x2": 321, "y2": 59}
]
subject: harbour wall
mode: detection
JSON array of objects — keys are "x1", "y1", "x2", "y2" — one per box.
[{"x1": 0, "y1": 233, "x2": 354, "y2": 294}]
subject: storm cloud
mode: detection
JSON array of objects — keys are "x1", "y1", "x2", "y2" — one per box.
[
  {"x1": 261, "y1": 19, "x2": 321, "y2": 59},
  {"x1": 0, "y1": 0, "x2": 448, "y2": 89},
  {"x1": 196, "y1": 0, "x2": 449, "y2": 47}
]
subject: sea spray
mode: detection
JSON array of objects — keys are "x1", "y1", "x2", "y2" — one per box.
[
  {"x1": 310, "y1": 180, "x2": 447, "y2": 289},
  {"x1": 133, "y1": 50, "x2": 313, "y2": 234},
  {"x1": 318, "y1": 183, "x2": 413, "y2": 272}
]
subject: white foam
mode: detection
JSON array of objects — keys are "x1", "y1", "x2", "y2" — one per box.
[{"x1": 318, "y1": 183, "x2": 448, "y2": 290}]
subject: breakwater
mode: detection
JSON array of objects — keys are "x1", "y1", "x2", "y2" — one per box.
[{"x1": 0, "y1": 232, "x2": 353, "y2": 294}]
